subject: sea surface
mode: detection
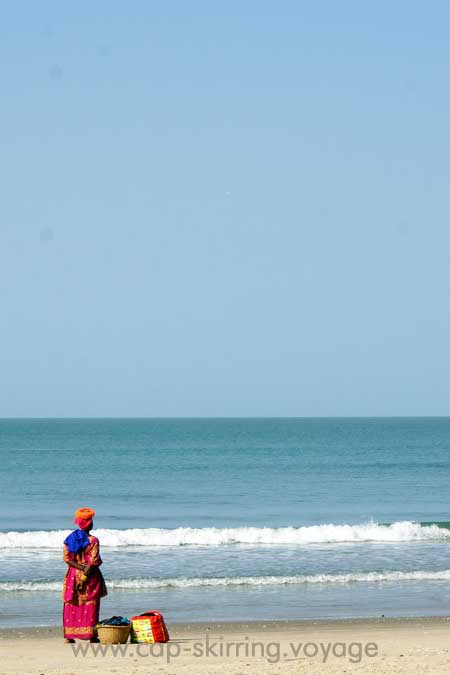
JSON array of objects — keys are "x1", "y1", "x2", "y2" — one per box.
[{"x1": 1, "y1": 417, "x2": 450, "y2": 627}]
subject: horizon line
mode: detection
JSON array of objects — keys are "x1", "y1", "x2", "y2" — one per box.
[{"x1": 1, "y1": 415, "x2": 450, "y2": 421}]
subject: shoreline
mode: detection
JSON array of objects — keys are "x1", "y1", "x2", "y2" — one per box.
[{"x1": 1, "y1": 614, "x2": 449, "y2": 638}]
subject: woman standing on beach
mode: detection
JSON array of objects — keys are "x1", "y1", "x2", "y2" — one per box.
[{"x1": 62, "y1": 507, "x2": 107, "y2": 643}]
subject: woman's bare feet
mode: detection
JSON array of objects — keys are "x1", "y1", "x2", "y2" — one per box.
[{"x1": 65, "y1": 638, "x2": 75, "y2": 643}]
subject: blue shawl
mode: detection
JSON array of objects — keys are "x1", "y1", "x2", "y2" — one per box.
[{"x1": 64, "y1": 528, "x2": 89, "y2": 554}]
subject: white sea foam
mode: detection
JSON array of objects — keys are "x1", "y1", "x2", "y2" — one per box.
[
  {"x1": 2, "y1": 570, "x2": 450, "y2": 593},
  {"x1": 0, "y1": 521, "x2": 448, "y2": 549}
]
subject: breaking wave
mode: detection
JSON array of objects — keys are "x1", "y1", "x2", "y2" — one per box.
[
  {"x1": 1, "y1": 521, "x2": 449, "y2": 549},
  {"x1": 3, "y1": 569, "x2": 450, "y2": 593}
]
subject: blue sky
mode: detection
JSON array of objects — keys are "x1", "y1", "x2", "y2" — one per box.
[{"x1": 1, "y1": 2, "x2": 450, "y2": 416}]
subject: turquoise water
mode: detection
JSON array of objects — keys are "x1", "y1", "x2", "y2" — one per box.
[{"x1": 1, "y1": 417, "x2": 450, "y2": 626}]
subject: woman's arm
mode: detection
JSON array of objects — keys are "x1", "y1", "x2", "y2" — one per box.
[
  {"x1": 66, "y1": 560, "x2": 90, "y2": 574},
  {"x1": 86, "y1": 537, "x2": 102, "y2": 568},
  {"x1": 63, "y1": 543, "x2": 93, "y2": 576}
]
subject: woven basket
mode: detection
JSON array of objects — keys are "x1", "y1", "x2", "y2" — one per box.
[{"x1": 96, "y1": 624, "x2": 131, "y2": 644}]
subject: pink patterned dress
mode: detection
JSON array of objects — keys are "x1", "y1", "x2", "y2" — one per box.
[{"x1": 62, "y1": 535, "x2": 107, "y2": 639}]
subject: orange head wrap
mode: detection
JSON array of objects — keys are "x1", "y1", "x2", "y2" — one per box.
[{"x1": 74, "y1": 507, "x2": 95, "y2": 530}]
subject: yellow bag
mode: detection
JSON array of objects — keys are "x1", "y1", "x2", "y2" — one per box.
[{"x1": 130, "y1": 611, "x2": 170, "y2": 643}]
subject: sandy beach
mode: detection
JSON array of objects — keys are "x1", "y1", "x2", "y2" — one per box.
[{"x1": 1, "y1": 617, "x2": 450, "y2": 675}]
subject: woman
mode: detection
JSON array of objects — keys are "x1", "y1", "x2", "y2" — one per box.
[{"x1": 62, "y1": 507, "x2": 107, "y2": 643}]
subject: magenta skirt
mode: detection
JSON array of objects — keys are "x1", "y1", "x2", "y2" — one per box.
[{"x1": 63, "y1": 601, "x2": 100, "y2": 639}]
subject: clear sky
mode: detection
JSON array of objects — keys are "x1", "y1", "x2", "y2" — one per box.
[{"x1": 1, "y1": 1, "x2": 450, "y2": 417}]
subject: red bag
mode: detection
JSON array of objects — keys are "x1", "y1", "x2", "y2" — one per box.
[{"x1": 130, "y1": 611, "x2": 170, "y2": 643}]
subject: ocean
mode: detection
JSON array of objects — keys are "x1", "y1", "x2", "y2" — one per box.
[{"x1": 1, "y1": 417, "x2": 450, "y2": 627}]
